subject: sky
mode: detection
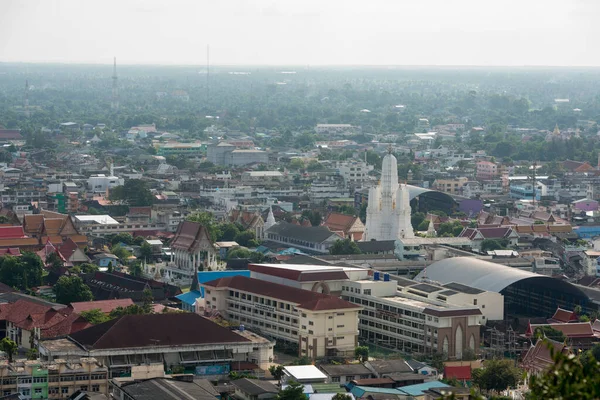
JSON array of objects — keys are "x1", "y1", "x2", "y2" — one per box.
[{"x1": 1, "y1": 0, "x2": 599, "y2": 66}]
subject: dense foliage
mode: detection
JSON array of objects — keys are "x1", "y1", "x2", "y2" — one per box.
[{"x1": 0, "y1": 253, "x2": 44, "y2": 290}]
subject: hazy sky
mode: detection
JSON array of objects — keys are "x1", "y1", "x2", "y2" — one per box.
[{"x1": 1, "y1": 0, "x2": 598, "y2": 66}]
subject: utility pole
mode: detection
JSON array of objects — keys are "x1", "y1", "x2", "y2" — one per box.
[{"x1": 206, "y1": 45, "x2": 210, "y2": 108}]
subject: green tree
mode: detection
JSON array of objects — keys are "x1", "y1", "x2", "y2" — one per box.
[
  {"x1": 142, "y1": 288, "x2": 154, "y2": 314},
  {"x1": 110, "y1": 233, "x2": 134, "y2": 246},
  {"x1": 336, "y1": 205, "x2": 356, "y2": 216},
  {"x1": 129, "y1": 261, "x2": 143, "y2": 277},
  {"x1": 109, "y1": 304, "x2": 146, "y2": 319},
  {"x1": 186, "y1": 212, "x2": 219, "y2": 241},
  {"x1": 0, "y1": 338, "x2": 18, "y2": 362},
  {"x1": 107, "y1": 261, "x2": 114, "y2": 273},
  {"x1": 139, "y1": 242, "x2": 153, "y2": 261},
  {"x1": 109, "y1": 179, "x2": 154, "y2": 206},
  {"x1": 332, "y1": 395, "x2": 352, "y2": 400},
  {"x1": 0, "y1": 254, "x2": 44, "y2": 290},
  {"x1": 355, "y1": 346, "x2": 369, "y2": 362},
  {"x1": 53, "y1": 276, "x2": 93, "y2": 304},
  {"x1": 234, "y1": 230, "x2": 256, "y2": 247},
  {"x1": 111, "y1": 244, "x2": 132, "y2": 261},
  {"x1": 26, "y1": 348, "x2": 38, "y2": 360},
  {"x1": 79, "y1": 263, "x2": 99, "y2": 274},
  {"x1": 301, "y1": 210, "x2": 322, "y2": 227},
  {"x1": 46, "y1": 251, "x2": 64, "y2": 273},
  {"x1": 276, "y1": 381, "x2": 306, "y2": 400},
  {"x1": 472, "y1": 359, "x2": 522, "y2": 395},
  {"x1": 480, "y1": 239, "x2": 507, "y2": 252},
  {"x1": 329, "y1": 239, "x2": 362, "y2": 255},
  {"x1": 80, "y1": 309, "x2": 111, "y2": 325},
  {"x1": 288, "y1": 158, "x2": 305, "y2": 171},
  {"x1": 218, "y1": 223, "x2": 241, "y2": 241},
  {"x1": 268, "y1": 365, "x2": 284, "y2": 384}
]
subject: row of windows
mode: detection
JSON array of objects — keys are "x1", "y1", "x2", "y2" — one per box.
[
  {"x1": 344, "y1": 296, "x2": 425, "y2": 320},
  {"x1": 228, "y1": 291, "x2": 294, "y2": 311},
  {"x1": 360, "y1": 319, "x2": 424, "y2": 340},
  {"x1": 229, "y1": 312, "x2": 298, "y2": 336}
]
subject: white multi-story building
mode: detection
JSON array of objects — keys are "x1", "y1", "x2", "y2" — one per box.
[
  {"x1": 341, "y1": 275, "x2": 482, "y2": 359},
  {"x1": 201, "y1": 275, "x2": 362, "y2": 360},
  {"x1": 310, "y1": 181, "x2": 349, "y2": 202},
  {"x1": 87, "y1": 174, "x2": 124, "y2": 193},
  {"x1": 336, "y1": 160, "x2": 374, "y2": 188}
]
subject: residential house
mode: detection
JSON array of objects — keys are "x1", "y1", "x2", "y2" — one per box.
[
  {"x1": 319, "y1": 364, "x2": 373, "y2": 384},
  {"x1": 232, "y1": 378, "x2": 279, "y2": 400},
  {"x1": 0, "y1": 299, "x2": 91, "y2": 349}
]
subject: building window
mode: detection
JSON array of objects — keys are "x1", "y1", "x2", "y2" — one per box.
[
  {"x1": 332, "y1": 377, "x2": 340, "y2": 383},
  {"x1": 309, "y1": 321, "x2": 314, "y2": 326},
  {"x1": 302, "y1": 325, "x2": 307, "y2": 329},
  {"x1": 21, "y1": 389, "x2": 30, "y2": 396},
  {"x1": 364, "y1": 289, "x2": 371, "y2": 295},
  {"x1": 309, "y1": 330, "x2": 314, "y2": 334},
  {"x1": 34, "y1": 388, "x2": 42, "y2": 395},
  {"x1": 328, "y1": 316, "x2": 333, "y2": 319},
  {"x1": 346, "y1": 375, "x2": 355, "y2": 381},
  {"x1": 336, "y1": 312, "x2": 345, "y2": 316},
  {"x1": 328, "y1": 328, "x2": 333, "y2": 331},
  {"x1": 92, "y1": 385, "x2": 100, "y2": 392},
  {"x1": 301, "y1": 313, "x2": 307, "y2": 317},
  {"x1": 337, "y1": 325, "x2": 344, "y2": 328},
  {"x1": 473, "y1": 299, "x2": 478, "y2": 306}
]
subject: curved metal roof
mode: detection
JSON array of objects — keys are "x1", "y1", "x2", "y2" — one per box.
[
  {"x1": 406, "y1": 184, "x2": 456, "y2": 204},
  {"x1": 415, "y1": 257, "x2": 586, "y2": 297}
]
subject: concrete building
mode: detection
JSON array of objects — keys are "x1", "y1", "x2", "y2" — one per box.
[
  {"x1": 39, "y1": 314, "x2": 274, "y2": 377},
  {"x1": 87, "y1": 174, "x2": 124, "y2": 193},
  {"x1": 0, "y1": 357, "x2": 108, "y2": 399},
  {"x1": 363, "y1": 150, "x2": 414, "y2": 241},
  {"x1": 431, "y1": 178, "x2": 468, "y2": 195},
  {"x1": 201, "y1": 275, "x2": 362, "y2": 359},
  {"x1": 475, "y1": 161, "x2": 498, "y2": 181},
  {"x1": 336, "y1": 160, "x2": 374, "y2": 187},
  {"x1": 207, "y1": 143, "x2": 268, "y2": 166},
  {"x1": 341, "y1": 275, "x2": 481, "y2": 358}
]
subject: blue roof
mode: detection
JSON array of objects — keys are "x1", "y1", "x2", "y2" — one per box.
[
  {"x1": 397, "y1": 381, "x2": 450, "y2": 396},
  {"x1": 176, "y1": 290, "x2": 202, "y2": 306},
  {"x1": 197, "y1": 270, "x2": 250, "y2": 297}
]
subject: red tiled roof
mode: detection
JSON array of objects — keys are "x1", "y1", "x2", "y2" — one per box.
[
  {"x1": 323, "y1": 213, "x2": 359, "y2": 232},
  {"x1": 0, "y1": 226, "x2": 27, "y2": 239},
  {"x1": 203, "y1": 275, "x2": 360, "y2": 311},
  {"x1": 68, "y1": 313, "x2": 250, "y2": 350},
  {"x1": 69, "y1": 298, "x2": 135, "y2": 314},
  {"x1": 0, "y1": 248, "x2": 21, "y2": 256},
  {"x1": 530, "y1": 322, "x2": 597, "y2": 338},
  {"x1": 0, "y1": 130, "x2": 23, "y2": 140},
  {"x1": 549, "y1": 307, "x2": 579, "y2": 323},
  {"x1": 521, "y1": 339, "x2": 570, "y2": 374},
  {"x1": 444, "y1": 366, "x2": 471, "y2": 380},
  {"x1": 0, "y1": 299, "x2": 90, "y2": 338},
  {"x1": 57, "y1": 237, "x2": 78, "y2": 260},
  {"x1": 171, "y1": 221, "x2": 214, "y2": 253}
]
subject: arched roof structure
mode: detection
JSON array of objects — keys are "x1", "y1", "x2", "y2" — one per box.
[{"x1": 415, "y1": 257, "x2": 587, "y2": 298}]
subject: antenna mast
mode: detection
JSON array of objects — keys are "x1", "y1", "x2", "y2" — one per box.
[
  {"x1": 111, "y1": 57, "x2": 119, "y2": 111},
  {"x1": 24, "y1": 80, "x2": 30, "y2": 118}
]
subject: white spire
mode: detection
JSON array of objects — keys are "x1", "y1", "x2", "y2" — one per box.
[
  {"x1": 427, "y1": 218, "x2": 437, "y2": 237},
  {"x1": 363, "y1": 153, "x2": 414, "y2": 241},
  {"x1": 265, "y1": 206, "x2": 276, "y2": 230}
]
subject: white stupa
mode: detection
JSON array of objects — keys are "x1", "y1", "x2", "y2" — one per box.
[
  {"x1": 363, "y1": 148, "x2": 415, "y2": 241},
  {"x1": 265, "y1": 206, "x2": 276, "y2": 230}
]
